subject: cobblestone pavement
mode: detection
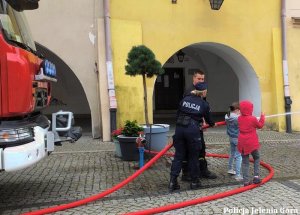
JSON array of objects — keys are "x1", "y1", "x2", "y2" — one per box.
[{"x1": 1, "y1": 129, "x2": 300, "y2": 215}]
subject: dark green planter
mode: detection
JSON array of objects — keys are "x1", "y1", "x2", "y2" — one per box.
[{"x1": 117, "y1": 135, "x2": 139, "y2": 161}]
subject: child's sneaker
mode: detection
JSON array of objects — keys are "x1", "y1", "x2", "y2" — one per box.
[
  {"x1": 244, "y1": 181, "x2": 252, "y2": 186},
  {"x1": 227, "y1": 169, "x2": 236, "y2": 175},
  {"x1": 235, "y1": 174, "x2": 243, "y2": 181},
  {"x1": 253, "y1": 176, "x2": 261, "y2": 184}
]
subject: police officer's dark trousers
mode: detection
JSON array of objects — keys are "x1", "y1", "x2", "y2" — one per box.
[
  {"x1": 170, "y1": 121, "x2": 202, "y2": 190},
  {"x1": 182, "y1": 129, "x2": 217, "y2": 180}
]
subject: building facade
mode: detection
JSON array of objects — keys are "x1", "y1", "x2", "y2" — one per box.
[{"x1": 25, "y1": 0, "x2": 300, "y2": 141}]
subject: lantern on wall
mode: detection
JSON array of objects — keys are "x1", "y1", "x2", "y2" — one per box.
[
  {"x1": 176, "y1": 50, "x2": 185, "y2": 63},
  {"x1": 209, "y1": 0, "x2": 224, "y2": 10}
]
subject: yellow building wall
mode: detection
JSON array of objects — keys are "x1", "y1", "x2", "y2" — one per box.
[
  {"x1": 271, "y1": 28, "x2": 285, "y2": 131},
  {"x1": 109, "y1": 0, "x2": 293, "y2": 129},
  {"x1": 287, "y1": 26, "x2": 300, "y2": 131},
  {"x1": 111, "y1": 19, "x2": 155, "y2": 127}
]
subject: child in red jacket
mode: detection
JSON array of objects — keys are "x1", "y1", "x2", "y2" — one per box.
[{"x1": 237, "y1": 100, "x2": 265, "y2": 186}]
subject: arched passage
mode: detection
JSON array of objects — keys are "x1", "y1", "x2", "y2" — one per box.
[
  {"x1": 154, "y1": 42, "x2": 261, "y2": 124},
  {"x1": 35, "y1": 42, "x2": 92, "y2": 132},
  {"x1": 197, "y1": 42, "x2": 261, "y2": 116}
]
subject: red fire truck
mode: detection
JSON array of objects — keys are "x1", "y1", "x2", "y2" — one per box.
[{"x1": 0, "y1": 0, "x2": 56, "y2": 171}]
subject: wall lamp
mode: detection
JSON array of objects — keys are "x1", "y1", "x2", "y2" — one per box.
[
  {"x1": 172, "y1": 0, "x2": 224, "y2": 10},
  {"x1": 209, "y1": 0, "x2": 224, "y2": 10},
  {"x1": 176, "y1": 50, "x2": 185, "y2": 63}
]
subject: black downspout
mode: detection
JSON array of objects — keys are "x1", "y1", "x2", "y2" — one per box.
[{"x1": 285, "y1": 97, "x2": 292, "y2": 133}]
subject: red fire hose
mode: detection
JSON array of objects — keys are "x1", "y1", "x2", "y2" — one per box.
[
  {"x1": 22, "y1": 121, "x2": 274, "y2": 215},
  {"x1": 22, "y1": 142, "x2": 173, "y2": 215},
  {"x1": 124, "y1": 157, "x2": 274, "y2": 215}
]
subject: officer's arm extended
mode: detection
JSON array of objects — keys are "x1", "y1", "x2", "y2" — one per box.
[{"x1": 203, "y1": 104, "x2": 215, "y2": 127}]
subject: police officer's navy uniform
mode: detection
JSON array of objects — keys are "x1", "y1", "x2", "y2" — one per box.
[
  {"x1": 182, "y1": 87, "x2": 217, "y2": 180},
  {"x1": 169, "y1": 82, "x2": 215, "y2": 191}
]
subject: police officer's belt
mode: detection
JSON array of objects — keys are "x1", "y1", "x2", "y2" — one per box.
[
  {"x1": 176, "y1": 115, "x2": 202, "y2": 127},
  {"x1": 176, "y1": 115, "x2": 191, "y2": 126}
]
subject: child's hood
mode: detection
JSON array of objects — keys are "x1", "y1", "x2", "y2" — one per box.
[{"x1": 240, "y1": 100, "x2": 253, "y2": 116}]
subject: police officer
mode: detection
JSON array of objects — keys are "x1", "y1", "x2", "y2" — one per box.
[
  {"x1": 169, "y1": 82, "x2": 215, "y2": 191},
  {"x1": 182, "y1": 71, "x2": 217, "y2": 181}
]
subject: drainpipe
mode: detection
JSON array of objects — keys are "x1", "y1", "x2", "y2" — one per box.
[
  {"x1": 281, "y1": 0, "x2": 292, "y2": 133},
  {"x1": 104, "y1": 0, "x2": 117, "y2": 133}
]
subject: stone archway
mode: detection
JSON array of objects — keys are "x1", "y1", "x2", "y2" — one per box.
[
  {"x1": 35, "y1": 42, "x2": 92, "y2": 133},
  {"x1": 196, "y1": 42, "x2": 261, "y2": 116},
  {"x1": 154, "y1": 42, "x2": 261, "y2": 124}
]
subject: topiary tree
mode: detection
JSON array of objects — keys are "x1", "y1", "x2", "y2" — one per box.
[{"x1": 125, "y1": 45, "x2": 164, "y2": 125}]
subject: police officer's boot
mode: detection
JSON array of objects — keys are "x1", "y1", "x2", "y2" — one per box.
[
  {"x1": 199, "y1": 158, "x2": 217, "y2": 179},
  {"x1": 181, "y1": 161, "x2": 192, "y2": 182},
  {"x1": 190, "y1": 179, "x2": 202, "y2": 190},
  {"x1": 169, "y1": 176, "x2": 180, "y2": 192}
]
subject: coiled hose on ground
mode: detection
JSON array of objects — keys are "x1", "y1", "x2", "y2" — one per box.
[{"x1": 23, "y1": 121, "x2": 274, "y2": 215}]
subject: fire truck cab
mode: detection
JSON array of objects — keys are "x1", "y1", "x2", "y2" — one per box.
[{"x1": 0, "y1": 0, "x2": 57, "y2": 172}]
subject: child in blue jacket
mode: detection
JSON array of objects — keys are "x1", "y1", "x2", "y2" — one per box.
[{"x1": 225, "y1": 102, "x2": 242, "y2": 181}]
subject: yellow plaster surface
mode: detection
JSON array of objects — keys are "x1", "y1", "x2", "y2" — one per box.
[{"x1": 110, "y1": 0, "x2": 300, "y2": 131}]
